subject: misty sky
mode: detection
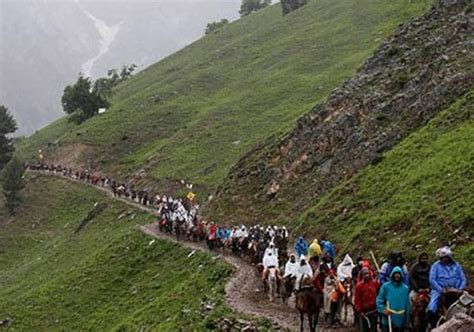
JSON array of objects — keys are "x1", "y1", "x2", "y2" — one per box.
[{"x1": 0, "y1": 0, "x2": 242, "y2": 135}]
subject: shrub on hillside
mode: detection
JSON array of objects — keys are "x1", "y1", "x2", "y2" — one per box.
[
  {"x1": 281, "y1": 0, "x2": 307, "y2": 15},
  {"x1": 239, "y1": 0, "x2": 271, "y2": 17},
  {"x1": 205, "y1": 19, "x2": 229, "y2": 35}
]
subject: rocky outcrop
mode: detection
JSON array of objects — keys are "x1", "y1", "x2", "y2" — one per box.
[
  {"x1": 208, "y1": 3, "x2": 474, "y2": 223},
  {"x1": 433, "y1": 313, "x2": 474, "y2": 332}
]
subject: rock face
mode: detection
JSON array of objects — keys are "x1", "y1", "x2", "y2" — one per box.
[
  {"x1": 438, "y1": 0, "x2": 466, "y2": 7},
  {"x1": 432, "y1": 313, "x2": 474, "y2": 332},
  {"x1": 207, "y1": 4, "x2": 474, "y2": 223}
]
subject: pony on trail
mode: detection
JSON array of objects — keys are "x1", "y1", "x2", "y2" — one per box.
[
  {"x1": 266, "y1": 267, "x2": 279, "y2": 302},
  {"x1": 247, "y1": 240, "x2": 260, "y2": 265},
  {"x1": 338, "y1": 277, "x2": 355, "y2": 326},
  {"x1": 281, "y1": 275, "x2": 296, "y2": 305},
  {"x1": 411, "y1": 289, "x2": 430, "y2": 332},
  {"x1": 295, "y1": 276, "x2": 321, "y2": 332}
]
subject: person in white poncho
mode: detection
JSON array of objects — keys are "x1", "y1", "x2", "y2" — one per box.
[
  {"x1": 283, "y1": 253, "x2": 299, "y2": 278},
  {"x1": 337, "y1": 254, "x2": 355, "y2": 281},
  {"x1": 239, "y1": 226, "x2": 248, "y2": 239},
  {"x1": 296, "y1": 256, "x2": 313, "y2": 290},
  {"x1": 264, "y1": 242, "x2": 279, "y2": 259},
  {"x1": 262, "y1": 250, "x2": 279, "y2": 281}
]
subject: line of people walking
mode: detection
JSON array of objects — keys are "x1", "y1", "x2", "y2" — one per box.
[
  {"x1": 283, "y1": 236, "x2": 469, "y2": 331},
  {"x1": 26, "y1": 162, "x2": 471, "y2": 331}
]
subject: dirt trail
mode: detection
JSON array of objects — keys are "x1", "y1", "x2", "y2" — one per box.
[{"x1": 29, "y1": 171, "x2": 356, "y2": 331}]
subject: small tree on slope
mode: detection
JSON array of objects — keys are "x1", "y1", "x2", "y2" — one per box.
[
  {"x1": 0, "y1": 105, "x2": 18, "y2": 171},
  {"x1": 239, "y1": 0, "x2": 271, "y2": 17},
  {"x1": 281, "y1": 0, "x2": 307, "y2": 15},
  {"x1": 61, "y1": 74, "x2": 109, "y2": 125},
  {"x1": 2, "y1": 157, "x2": 25, "y2": 215}
]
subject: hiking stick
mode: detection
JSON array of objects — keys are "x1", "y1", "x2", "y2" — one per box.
[
  {"x1": 370, "y1": 250, "x2": 380, "y2": 272},
  {"x1": 361, "y1": 310, "x2": 377, "y2": 330},
  {"x1": 387, "y1": 301, "x2": 393, "y2": 332},
  {"x1": 361, "y1": 313, "x2": 371, "y2": 330}
]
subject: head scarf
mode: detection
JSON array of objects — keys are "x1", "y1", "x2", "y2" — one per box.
[{"x1": 436, "y1": 246, "x2": 453, "y2": 258}]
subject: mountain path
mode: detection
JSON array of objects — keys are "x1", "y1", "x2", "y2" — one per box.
[{"x1": 29, "y1": 171, "x2": 356, "y2": 331}]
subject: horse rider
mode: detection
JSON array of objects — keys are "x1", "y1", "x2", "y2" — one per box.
[
  {"x1": 296, "y1": 256, "x2": 313, "y2": 290},
  {"x1": 337, "y1": 254, "x2": 354, "y2": 281},
  {"x1": 355, "y1": 267, "x2": 380, "y2": 332},
  {"x1": 230, "y1": 226, "x2": 239, "y2": 239},
  {"x1": 321, "y1": 238, "x2": 336, "y2": 259},
  {"x1": 283, "y1": 253, "x2": 299, "y2": 279},
  {"x1": 266, "y1": 226, "x2": 275, "y2": 241},
  {"x1": 262, "y1": 250, "x2": 279, "y2": 282},
  {"x1": 294, "y1": 237, "x2": 309, "y2": 258},
  {"x1": 264, "y1": 242, "x2": 279, "y2": 259},
  {"x1": 408, "y1": 252, "x2": 431, "y2": 303},
  {"x1": 427, "y1": 246, "x2": 467, "y2": 328},
  {"x1": 320, "y1": 252, "x2": 336, "y2": 275},
  {"x1": 376, "y1": 266, "x2": 411, "y2": 332},
  {"x1": 308, "y1": 238, "x2": 322, "y2": 259},
  {"x1": 239, "y1": 226, "x2": 248, "y2": 240},
  {"x1": 379, "y1": 251, "x2": 409, "y2": 286}
]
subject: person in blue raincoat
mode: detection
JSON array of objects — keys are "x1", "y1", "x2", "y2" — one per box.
[
  {"x1": 321, "y1": 238, "x2": 336, "y2": 258},
  {"x1": 294, "y1": 237, "x2": 308, "y2": 258},
  {"x1": 376, "y1": 266, "x2": 411, "y2": 332},
  {"x1": 427, "y1": 246, "x2": 467, "y2": 328}
]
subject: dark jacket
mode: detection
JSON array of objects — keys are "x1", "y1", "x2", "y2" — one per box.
[{"x1": 409, "y1": 262, "x2": 431, "y2": 291}]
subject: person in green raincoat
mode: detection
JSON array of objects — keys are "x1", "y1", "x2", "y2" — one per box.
[{"x1": 376, "y1": 266, "x2": 411, "y2": 332}]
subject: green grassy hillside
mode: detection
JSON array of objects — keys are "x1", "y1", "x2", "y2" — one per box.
[
  {"x1": 0, "y1": 176, "x2": 269, "y2": 331},
  {"x1": 21, "y1": 0, "x2": 431, "y2": 196},
  {"x1": 295, "y1": 89, "x2": 474, "y2": 272}
]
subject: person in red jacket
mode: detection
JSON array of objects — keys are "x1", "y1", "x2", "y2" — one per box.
[{"x1": 355, "y1": 267, "x2": 380, "y2": 332}]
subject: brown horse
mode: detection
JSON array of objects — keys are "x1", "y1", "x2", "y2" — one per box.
[
  {"x1": 247, "y1": 240, "x2": 260, "y2": 265},
  {"x1": 265, "y1": 267, "x2": 279, "y2": 302},
  {"x1": 281, "y1": 275, "x2": 296, "y2": 305},
  {"x1": 437, "y1": 288, "x2": 465, "y2": 326},
  {"x1": 412, "y1": 289, "x2": 430, "y2": 332},
  {"x1": 174, "y1": 219, "x2": 186, "y2": 241},
  {"x1": 295, "y1": 277, "x2": 321, "y2": 332}
]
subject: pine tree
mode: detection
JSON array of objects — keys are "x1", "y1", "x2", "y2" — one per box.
[
  {"x1": 0, "y1": 105, "x2": 18, "y2": 171},
  {"x1": 2, "y1": 157, "x2": 25, "y2": 215}
]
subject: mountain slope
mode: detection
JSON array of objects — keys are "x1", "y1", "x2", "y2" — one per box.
[
  {"x1": 296, "y1": 89, "x2": 474, "y2": 272},
  {"x1": 21, "y1": 0, "x2": 432, "y2": 197},
  {"x1": 0, "y1": 176, "x2": 269, "y2": 331},
  {"x1": 208, "y1": 3, "x2": 473, "y2": 225}
]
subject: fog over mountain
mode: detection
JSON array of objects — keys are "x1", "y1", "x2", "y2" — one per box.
[{"x1": 0, "y1": 0, "x2": 240, "y2": 135}]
